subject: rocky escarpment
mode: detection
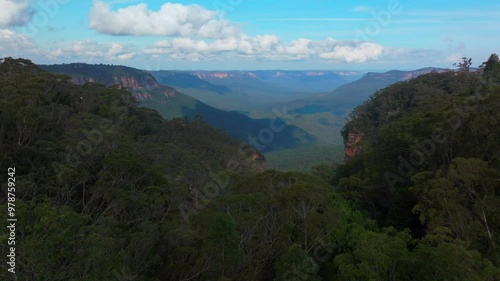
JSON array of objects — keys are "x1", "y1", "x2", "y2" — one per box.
[
  {"x1": 70, "y1": 74, "x2": 159, "y2": 90},
  {"x1": 340, "y1": 68, "x2": 447, "y2": 162},
  {"x1": 113, "y1": 75, "x2": 159, "y2": 89},
  {"x1": 343, "y1": 131, "x2": 363, "y2": 162},
  {"x1": 40, "y1": 63, "x2": 160, "y2": 90},
  {"x1": 363, "y1": 67, "x2": 445, "y2": 82}
]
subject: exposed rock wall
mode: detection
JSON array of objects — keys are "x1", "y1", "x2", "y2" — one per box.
[
  {"x1": 71, "y1": 75, "x2": 159, "y2": 90},
  {"x1": 344, "y1": 131, "x2": 363, "y2": 162}
]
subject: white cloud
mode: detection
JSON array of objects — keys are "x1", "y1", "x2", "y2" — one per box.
[
  {"x1": 0, "y1": 28, "x2": 36, "y2": 56},
  {"x1": 87, "y1": 1, "x2": 385, "y2": 64},
  {"x1": 144, "y1": 36, "x2": 384, "y2": 63},
  {"x1": 0, "y1": 0, "x2": 33, "y2": 28},
  {"x1": 48, "y1": 40, "x2": 136, "y2": 61},
  {"x1": 446, "y1": 53, "x2": 463, "y2": 64},
  {"x1": 318, "y1": 42, "x2": 384, "y2": 63},
  {"x1": 89, "y1": 0, "x2": 241, "y2": 38}
]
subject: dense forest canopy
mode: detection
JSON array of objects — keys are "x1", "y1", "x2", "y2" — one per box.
[
  {"x1": 1, "y1": 56, "x2": 500, "y2": 280},
  {"x1": 335, "y1": 54, "x2": 500, "y2": 263}
]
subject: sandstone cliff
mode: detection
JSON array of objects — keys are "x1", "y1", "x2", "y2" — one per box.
[
  {"x1": 70, "y1": 74, "x2": 159, "y2": 90},
  {"x1": 40, "y1": 63, "x2": 160, "y2": 90},
  {"x1": 343, "y1": 131, "x2": 363, "y2": 162}
]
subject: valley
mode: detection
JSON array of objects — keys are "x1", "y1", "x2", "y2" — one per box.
[
  {"x1": 40, "y1": 63, "x2": 450, "y2": 171},
  {"x1": 0, "y1": 0, "x2": 500, "y2": 281},
  {"x1": 3, "y1": 55, "x2": 500, "y2": 281},
  {"x1": 2, "y1": 1, "x2": 499, "y2": 280}
]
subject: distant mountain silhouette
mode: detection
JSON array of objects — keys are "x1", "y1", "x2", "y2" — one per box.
[
  {"x1": 286, "y1": 67, "x2": 448, "y2": 115},
  {"x1": 40, "y1": 63, "x2": 317, "y2": 152}
]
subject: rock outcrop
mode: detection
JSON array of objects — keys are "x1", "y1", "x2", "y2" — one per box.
[
  {"x1": 344, "y1": 131, "x2": 363, "y2": 162},
  {"x1": 40, "y1": 63, "x2": 160, "y2": 90},
  {"x1": 71, "y1": 75, "x2": 159, "y2": 90},
  {"x1": 113, "y1": 75, "x2": 159, "y2": 90}
]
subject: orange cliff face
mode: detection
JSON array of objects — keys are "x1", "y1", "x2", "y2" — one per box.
[
  {"x1": 71, "y1": 75, "x2": 159, "y2": 90},
  {"x1": 113, "y1": 76, "x2": 159, "y2": 90},
  {"x1": 192, "y1": 72, "x2": 232, "y2": 79},
  {"x1": 344, "y1": 131, "x2": 363, "y2": 162}
]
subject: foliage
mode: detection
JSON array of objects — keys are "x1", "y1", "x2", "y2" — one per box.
[
  {"x1": 274, "y1": 243, "x2": 321, "y2": 281},
  {"x1": 1, "y1": 56, "x2": 500, "y2": 280},
  {"x1": 334, "y1": 54, "x2": 500, "y2": 278},
  {"x1": 265, "y1": 144, "x2": 345, "y2": 172}
]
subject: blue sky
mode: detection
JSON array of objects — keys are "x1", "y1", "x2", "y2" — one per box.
[{"x1": 1, "y1": 0, "x2": 499, "y2": 70}]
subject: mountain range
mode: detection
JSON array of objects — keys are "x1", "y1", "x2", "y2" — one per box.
[
  {"x1": 149, "y1": 70, "x2": 362, "y2": 115},
  {"x1": 286, "y1": 67, "x2": 447, "y2": 113},
  {"x1": 39, "y1": 63, "x2": 450, "y2": 164},
  {"x1": 40, "y1": 63, "x2": 317, "y2": 152}
]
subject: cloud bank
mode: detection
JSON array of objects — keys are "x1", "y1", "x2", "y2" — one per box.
[
  {"x1": 89, "y1": 0, "x2": 240, "y2": 38},
  {"x1": 143, "y1": 37, "x2": 384, "y2": 63},
  {"x1": 88, "y1": 1, "x2": 384, "y2": 63},
  {"x1": 49, "y1": 40, "x2": 136, "y2": 61}
]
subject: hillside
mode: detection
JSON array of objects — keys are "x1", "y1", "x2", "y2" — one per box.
[
  {"x1": 41, "y1": 63, "x2": 160, "y2": 89},
  {"x1": 265, "y1": 68, "x2": 448, "y2": 146},
  {"x1": 149, "y1": 71, "x2": 231, "y2": 94},
  {"x1": 149, "y1": 70, "x2": 360, "y2": 114},
  {"x1": 333, "y1": 55, "x2": 500, "y2": 263},
  {"x1": 3, "y1": 57, "x2": 500, "y2": 281},
  {"x1": 40, "y1": 63, "x2": 317, "y2": 152},
  {"x1": 287, "y1": 67, "x2": 447, "y2": 113},
  {"x1": 186, "y1": 70, "x2": 360, "y2": 93}
]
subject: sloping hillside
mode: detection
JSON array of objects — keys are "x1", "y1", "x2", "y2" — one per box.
[
  {"x1": 41, "y1": 63, "x2": 317, "y2": 152},
  {"x1": 335, "y1": 56, "x2": 500, "y2": 243}
]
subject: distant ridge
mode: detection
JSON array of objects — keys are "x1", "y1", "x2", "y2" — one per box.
[
  {"x1": 40, "y1": 63, "x2": 317, "y2": 152},
  {"x1": 40, "y1": 63, "x2": 160, "y2": 90},
  {"x1": 286, "y1": 67, "x2": 449, "y2": 113},
  {"x1": 150, "y1": 71, "x2": 232, "y2": 94},
  {"x1": 152, "y1": 70, "x2": 361, "y2": 94}
]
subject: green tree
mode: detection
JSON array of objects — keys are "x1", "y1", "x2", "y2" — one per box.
[
  {"x1": 274, "y1": 243, "x2": 321, "y2": 281},
  {"x1": 203, "y1": 214, "x2": 242, "y2": 279},
  {"x1": 333, "y1": 227, "x2": 411, "y2": 281},
  {"x1": 454, "y1": 57, "x2": 473, "y2": 72},
  {"x1": 413, "y1": 227, "x2": 500, "y2": 281},
  {"x1": 481, "y1": 53, "x2": 500, "y2": 82},
  {"x1": 412, "y1": 158, "x2": 500, "y2": 259}
]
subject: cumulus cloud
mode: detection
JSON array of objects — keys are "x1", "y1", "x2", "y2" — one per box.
[
  {"x1": 89, "y1": 0, "x2": 240, "y2": 38},
  {"x1": 318, "y1": 42, "x2": 384, "y2": 63},
  {"x1": 0, "y1": 0, "x2": 33, "y2": 28},
  {"x1": 87, "y1": 1, "x2": 385, "y2": 64},
  {"x1": 48, "y1": 40, "x2": 136, "y2": 61},
  {"x1": 143, "y1": 36, "x2": 384, "y2": 63},
  {"x1": 0, "y1": 28, "x2": 36, "y2": 55}
]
